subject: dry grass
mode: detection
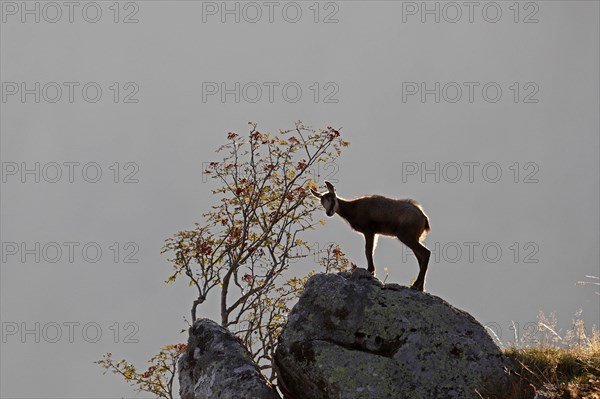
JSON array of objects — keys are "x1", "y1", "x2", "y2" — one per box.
[{"x1": 480, "y1": 310, "x2": 600, "y2": 399}]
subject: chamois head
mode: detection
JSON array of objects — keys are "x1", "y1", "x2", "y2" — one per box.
[{"x1": 310, "y1": 181, "x2": 338, "y2": 217}]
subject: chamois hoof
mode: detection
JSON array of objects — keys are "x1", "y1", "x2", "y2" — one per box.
[{"x1": 410, "y1": 283, "x2": 424, "y2": 292}]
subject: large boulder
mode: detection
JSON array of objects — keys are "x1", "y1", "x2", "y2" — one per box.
[
  {"x1": 178, "y1": 318, "x2": 280, "y2": 399},
  {"x1": 274, "y1": 269, "x2": 509, "y2": 399}
]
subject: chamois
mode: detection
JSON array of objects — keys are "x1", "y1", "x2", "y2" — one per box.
[{"x1": 311, "y1": 181, "x2": 431, "y2": 291}]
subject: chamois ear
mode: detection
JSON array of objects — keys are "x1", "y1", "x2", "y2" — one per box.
[
  {"x1": 325, "y1": 181, "x2": 336, "y2": 194},
  {"x1": 310, "y1": 188, "x2": 322, "y2": 198}
]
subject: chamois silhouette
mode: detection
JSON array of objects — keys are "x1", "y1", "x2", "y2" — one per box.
[{"x1": 311, "y1": 181, "x2": 431, "y2": 291}]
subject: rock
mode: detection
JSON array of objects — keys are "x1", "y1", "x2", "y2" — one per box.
[
  {"x1": 178, "y1": 318, "x2": 280, "y2": 399},
  {"x1": 274, "y1": 268, "x2": 510, "y2": 399}
]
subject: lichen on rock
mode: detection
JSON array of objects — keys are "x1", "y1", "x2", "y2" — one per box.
[
  {"x1": 178, "y1": 318, "x2": 280, "y2": 399},
  {"x1": 274, "y1": 268, "x2": 510, "y2": 399}
]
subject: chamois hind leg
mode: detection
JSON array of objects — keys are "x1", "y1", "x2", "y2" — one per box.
[
  {"x1": 397, "y1": 234, "x2": 430, "y2": 291},
  {"x1": 364, "y1": 232, "x2": 376, "y2": 274}
]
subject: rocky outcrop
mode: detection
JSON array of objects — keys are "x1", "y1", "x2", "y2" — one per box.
[
  {"x1": 178, "y1": 270, "x2": 511, "y2": 399},
  {"x1": 274, "y1": 269, "x2": 509, "y2": 399},
  {"x1": 178, "y1": 318, "x2": 280, "y2": 399}
]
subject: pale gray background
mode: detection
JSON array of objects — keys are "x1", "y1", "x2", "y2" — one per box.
[{"x1": 1, "y1": 1, "x2": 599, "y2": 397}]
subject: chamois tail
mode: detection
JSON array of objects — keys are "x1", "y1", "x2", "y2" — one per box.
[{"x1": 420, "y1": 215, "x2": 431, "y2": 241}]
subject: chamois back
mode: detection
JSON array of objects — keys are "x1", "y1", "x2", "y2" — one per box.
[{"x1": 338, "y1": 195, "x2": 430, "y2": 240}]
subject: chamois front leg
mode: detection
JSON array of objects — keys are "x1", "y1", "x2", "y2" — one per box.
[{"x1": 364, "y1": 232, "x2": 375, "y2": 274}]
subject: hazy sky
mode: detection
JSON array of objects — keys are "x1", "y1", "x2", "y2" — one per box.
[{"x1": 1, "y1": 1, "x2": 599, "y2": 397}]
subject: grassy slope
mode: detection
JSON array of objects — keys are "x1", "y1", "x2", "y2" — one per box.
[{"x1": 481, "y1": 342, "x2": 599, "y2": 398}]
